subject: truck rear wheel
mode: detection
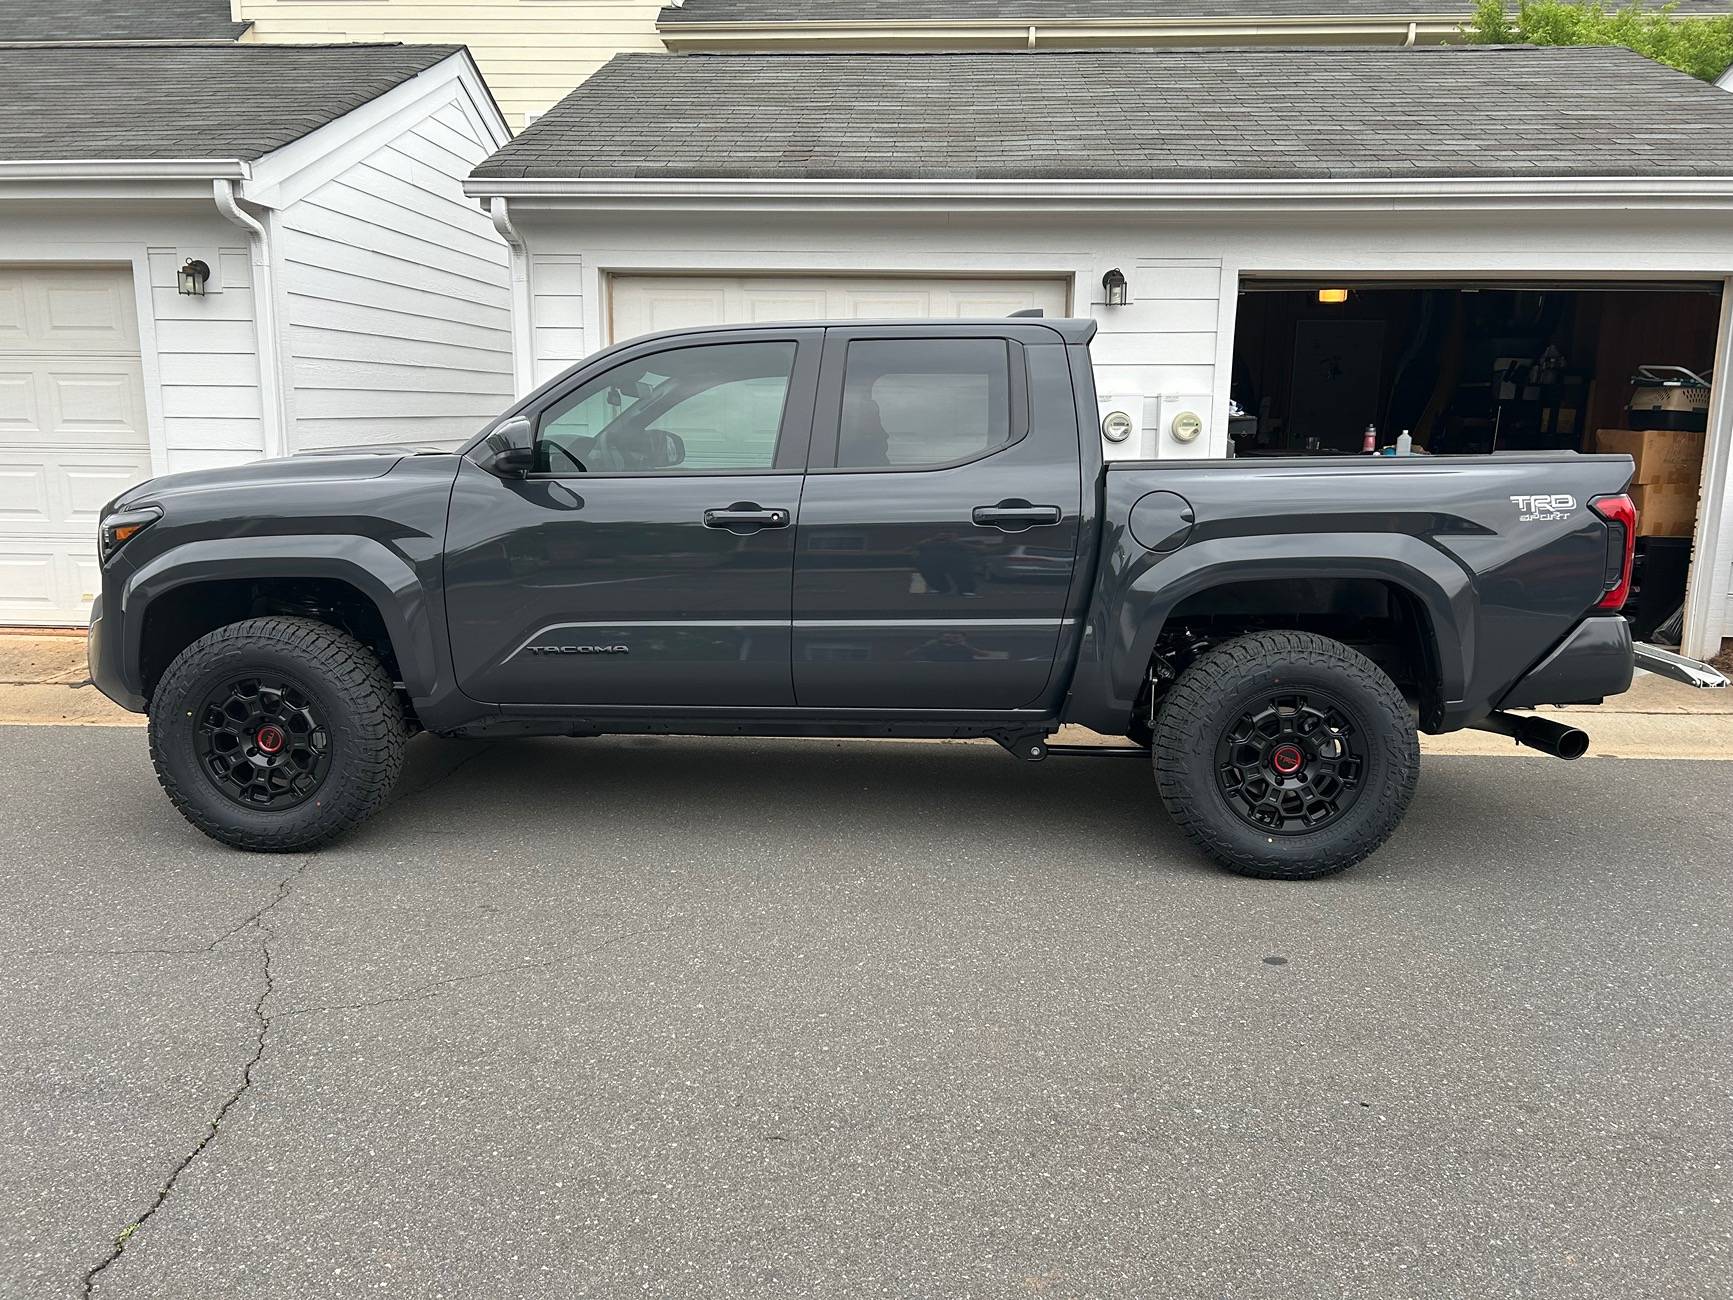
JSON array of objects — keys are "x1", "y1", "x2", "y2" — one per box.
[
  {"x1": 147, "y1": 616, "x2": 407, "y2": 852},
  {"x1": 1152, "y1": 631, "x2": 1419, "y2": 879}
]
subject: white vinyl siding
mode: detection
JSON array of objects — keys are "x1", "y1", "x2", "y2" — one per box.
[
  {"x1": 235, "y1": 0, "x2": 668, "y2": 127},
  {"x1": 0, "y1": 265, "x2": 150, "y2": 624},
  {"x1": 278, "y1": 100, "x2": 514, "y2": 451}
]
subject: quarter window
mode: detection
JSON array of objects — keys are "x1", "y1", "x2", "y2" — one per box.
[
  {"x1": 536, "y1": 341, "x2": 796, "y2": 474},
  {"x1": 836, "y1": 338, "x2": 1012, "y2": 469}
]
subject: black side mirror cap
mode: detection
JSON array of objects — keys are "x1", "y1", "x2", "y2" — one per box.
[{"x1": 475, "y1": 416, "x2": 535, "y2": 478}]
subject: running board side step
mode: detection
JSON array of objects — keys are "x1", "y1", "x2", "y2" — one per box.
[
  {"x1": 1633, "y1": 642, "x2": 1730, "y2": 689},
  {"x1": 993, "y1": 734, "x2": 1147, "y2": 762}
]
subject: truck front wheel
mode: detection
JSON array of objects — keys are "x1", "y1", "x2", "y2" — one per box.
[
  {"x1": 147, "y1": 616, "x2": 408, "y2": 852},
  {"x1": 1152, "y1": 631, "x2": 1419, "y2": 879}
]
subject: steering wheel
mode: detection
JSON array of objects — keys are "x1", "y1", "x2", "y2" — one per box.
[{"x1": 541, "y1": 439, "x2": 587, "y2": 474}]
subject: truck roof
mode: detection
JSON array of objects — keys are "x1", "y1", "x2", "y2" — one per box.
[{"x1": 614, "y1": 317, "x2": 1100, "y2": 348}]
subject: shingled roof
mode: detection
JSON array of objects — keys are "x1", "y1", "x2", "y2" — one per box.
[
  {"x1": 0, "y1": 44, "x2": 464, "y2": 165},
  {"x1": 1, "y1": 0, "x2": 251, "y2": 42},
  {"x1": 660, "y1": 0, "x2": 1732, "y2": 19},
  {"x1": 471, "y1": 46, "x2": 1733, "y2": 183}
]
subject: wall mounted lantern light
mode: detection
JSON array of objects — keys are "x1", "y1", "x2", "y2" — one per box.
[
  {"x1": 177, "y1": 258, "x2": 211, "y2": 297},
  {"x1": 1102, "y1": 268, "x2": 1129, "y2": 308}
]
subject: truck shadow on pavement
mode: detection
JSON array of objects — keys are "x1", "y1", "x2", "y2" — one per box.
[{"x1": 361, "y1": 734, "x2": 1208, "y2": 878}]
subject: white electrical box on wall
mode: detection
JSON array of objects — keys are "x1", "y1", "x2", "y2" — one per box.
[
  {"x1": 1155, "y1": 393, "x2": 1213, "y2": 456},
  {"x1": 1097, "y1": 392, "x2": 1145, "y2": 460}
]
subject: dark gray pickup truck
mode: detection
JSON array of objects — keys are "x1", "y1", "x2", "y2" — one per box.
[{"x1": 90, "y1": 317, "x2": 1668, "y2": 877}]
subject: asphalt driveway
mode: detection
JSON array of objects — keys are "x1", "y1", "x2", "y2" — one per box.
[{"x1": 2, "y1": 726, "x2": 1729, "y2": 1299}]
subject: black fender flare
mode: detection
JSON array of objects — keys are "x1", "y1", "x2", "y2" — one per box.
[
  {"x1": 118, "y1": 535, "x2": 450, "y2": 706},
  {"x1": 1065, "y1": 532, "x2": 1471, "y2": 733}
]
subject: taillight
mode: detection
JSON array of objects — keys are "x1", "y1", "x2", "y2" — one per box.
[{"x1": 1589, "y1": 493, "x2": 1636, "y2": 611}]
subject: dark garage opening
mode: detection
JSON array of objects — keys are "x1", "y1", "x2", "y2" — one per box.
[{"x1": 1230, "y1": 280, "x2": 1723, "y2": 642}]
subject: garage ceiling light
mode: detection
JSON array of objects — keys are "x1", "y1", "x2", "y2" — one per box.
[{"x1": 1317, "y1": 287, "x2": 1350, "y2": 305}]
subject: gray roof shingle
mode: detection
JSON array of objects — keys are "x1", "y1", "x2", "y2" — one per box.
[
  {"x1": 0, "y1": 43, "x2": 465, "y2": 163},
  {"x1": 0, "y1": 0, "x2": 251, "y2": 42},
  {"x1": 661, "y1": 0, "x2": 1731, "y2": 20},
  {"x1": 471, "y1": 46, "x2": 1733, "y2": 183}
]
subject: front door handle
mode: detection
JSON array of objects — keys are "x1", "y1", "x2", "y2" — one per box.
[
  {"x1": 972, "y1": 500, "x2": 1063, "y2": 531},
  {"x1": 703, "y1": 502, "x2": 790, "y2": 532}
]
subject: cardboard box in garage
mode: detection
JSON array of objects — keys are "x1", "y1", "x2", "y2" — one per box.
[
  {"x1": 1630, "y1": 482, "x2": 1698, "y2": 538},
  {"x1": 1594, "y1": 427, "x2": 1706, "y2": 486}
]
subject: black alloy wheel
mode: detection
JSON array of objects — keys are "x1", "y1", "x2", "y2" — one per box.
[
  {"x1": 195, "y1": 674, "x2": 333, "y2": 809},
  {"x1": 1214, "y1": 689, "x2": 1367, "y2": 834}
]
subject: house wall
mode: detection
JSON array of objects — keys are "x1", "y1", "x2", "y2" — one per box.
[
  {"x1": 233, "y1": 0, "x2": 667, "y2": 129},
  {"x1": 504, "y1": 202, "x2": 1733, "y2": 649},
  {"x1": 0, "y1": 202, "x2": 268, "y2": 478},
  {"x1": 275, "y1": 99, "x2": 515, "y2": 452}
]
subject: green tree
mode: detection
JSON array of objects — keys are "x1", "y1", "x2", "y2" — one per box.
[{"x1": 1466, "y1": 0, "x2": 1733, "y2": 82}]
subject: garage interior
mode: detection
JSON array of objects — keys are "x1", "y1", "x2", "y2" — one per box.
[{"x1": 1230, "y1": 280, "x2": 1723, "y2": 644}]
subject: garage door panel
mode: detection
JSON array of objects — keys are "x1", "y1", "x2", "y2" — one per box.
[
  {"x1": 0, "y1": 550, "x2": 60, "y2": 618},
  {"x1": 0, "y1": 465, "x2": 52, "y2": 524},
  {"x1": 0, "y1": 371, "x2": 38, "y2": 434},
  {"x1": 35, "y1": 273, "x2": 140, "y2": 351},
  {"x1": 46, "y1": 368, "x2": 146, "y2": 438}
]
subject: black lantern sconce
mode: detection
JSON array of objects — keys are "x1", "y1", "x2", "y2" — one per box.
[
  {"x1": 177, "y1": 258, "x2": 211, "y2": 297},
  {"x1": 1101, "y1": 267, "x2": 1128, "y2": 308}
]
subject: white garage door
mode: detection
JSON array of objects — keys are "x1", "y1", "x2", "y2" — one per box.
[
  {"x1": 610, "y1": 274, "x2": 1071, "y2": 344},
  {"x1": 0, "y1": 266, "x2": 151, "y2": 625}
]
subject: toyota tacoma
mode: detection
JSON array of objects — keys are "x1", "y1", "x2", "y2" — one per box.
[{"x1": 88, "y1": 317, "x2": 1692, "y2": 877}]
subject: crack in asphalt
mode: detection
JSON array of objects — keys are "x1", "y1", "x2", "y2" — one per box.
[
  {"x1": 17, "y1": 861, "x2": 314, "y2": 960},
  {"x1": 79, "y1": 860, "x2": 307, "y2": 1298},
  {"x1": 280, "y1": 926, "x2": 661, "y2": 1019}
]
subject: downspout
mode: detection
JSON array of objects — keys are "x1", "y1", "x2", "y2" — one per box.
[
  {"x1": 212, "y1": 178, "x2": 289, "y2": 459},
  {"x1": 490, "y1": 196, "x2": 536, "y2": 396},
  {"x1": 1404, "y1": 21, "x2": 1418, "y2": 44}
]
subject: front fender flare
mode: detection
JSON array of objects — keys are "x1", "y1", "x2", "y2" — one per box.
[{"x1": 120, "y1": 535, "x2": 447, "y2": 704}]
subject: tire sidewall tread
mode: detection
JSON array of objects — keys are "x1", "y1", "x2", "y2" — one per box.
[
  {"x1": 1152, "y1": 630, "x2": 1420, "y2": 880},
  {"x1": 147, "y1": 616, "x2": 407, "y2": 852}
]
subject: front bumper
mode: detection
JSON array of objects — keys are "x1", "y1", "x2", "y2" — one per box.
[
  {"x1": 1499, "y1": 615, "x2": 1634, "y2": 710},
  {"x1": 86, "y1": 594, "x2": 145, "y2": 713}
]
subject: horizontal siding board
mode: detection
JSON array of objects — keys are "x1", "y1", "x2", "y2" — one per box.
[
  {"x1": 153, "y1": 319, "x2": 258, "y2": 356},
  {"x1": 280, "y1": 205, "x2": 509, "y2": 297},
  {"x1": 285, "y1": 289, "x2": 510, "y2": 353},
  {"x1": 160, "y1": 415, "x2": 266, "y2": 451},
  {"x1": 289, "y1": 323, "x2": 510, "y2": 369},
  {"x1": 293, "y1": 356, "x2": 513, "y2": 395},
  {"x1": 1091, "y1": 330, "x2": 1218, "y2": 367}
]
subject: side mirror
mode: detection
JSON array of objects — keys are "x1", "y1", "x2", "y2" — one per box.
[
  {"x1": 654, "y1": 430, "x2": 685, "y2": 468},
  {"x1": 474, "y1": 415, "x2": 535, "y2": 478}
]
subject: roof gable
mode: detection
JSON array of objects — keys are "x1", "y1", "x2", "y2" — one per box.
[
  {"x1": 473, "y1": 46, "x2": 1733, "y2": 184},
  {"x1": 0, "y1": 43, "x2": 466, "y2": 165}
]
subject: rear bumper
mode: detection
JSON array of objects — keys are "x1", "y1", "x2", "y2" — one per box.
[
  {"x1": 1498, "y1": 615, "x2": 1633, "y2": 710},
  {"x1": 86, "y1": 594, "x2": 145, "y2": 713}
]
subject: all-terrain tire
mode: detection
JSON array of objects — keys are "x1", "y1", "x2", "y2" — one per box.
[
  {"x1": 1152, "y1": 630, "x2": 1419, "y2": 880},
  {"x1": 147, "y1": 617, "x2": 407, "y2": 852}
]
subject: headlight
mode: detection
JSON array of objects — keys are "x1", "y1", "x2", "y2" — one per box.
[
  {"x1": 1102, "y1": 410, "x2": 1134, "y2": 443},
  {"x1": 99, "y1": 507, "x2": 161, "y2": 564}
]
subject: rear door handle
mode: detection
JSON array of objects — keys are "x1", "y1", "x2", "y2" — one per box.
[
  {"x1": 703, "y1": 503, "x2": 790, "y2": 531},
  {"x1": 972, "y1": 500, "x2": 1063, "y2": 531}
]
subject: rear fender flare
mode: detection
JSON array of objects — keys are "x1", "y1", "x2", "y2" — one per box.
[{"x1": 1074, "y1": 533, "x2": 1471, "y2": 731}]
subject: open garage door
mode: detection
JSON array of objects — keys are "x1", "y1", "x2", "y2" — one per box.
[
  {"x1": 610, "y1": 274, "x2": 1070, "y2": 343},
  {"x1": 0, "y1": 265, "x2": 150, "y2": 626},
  {"x1": 1231, "y1": 279, "x2": 1725, "y2": 650}
]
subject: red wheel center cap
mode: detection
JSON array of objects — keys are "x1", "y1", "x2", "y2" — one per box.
[
  {"x1": 255, "y1": 724, "x2": 286, "y2": 755},
  {"x1": 1271, "y1": 744, "x2": 1305, "y2": 775}
]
